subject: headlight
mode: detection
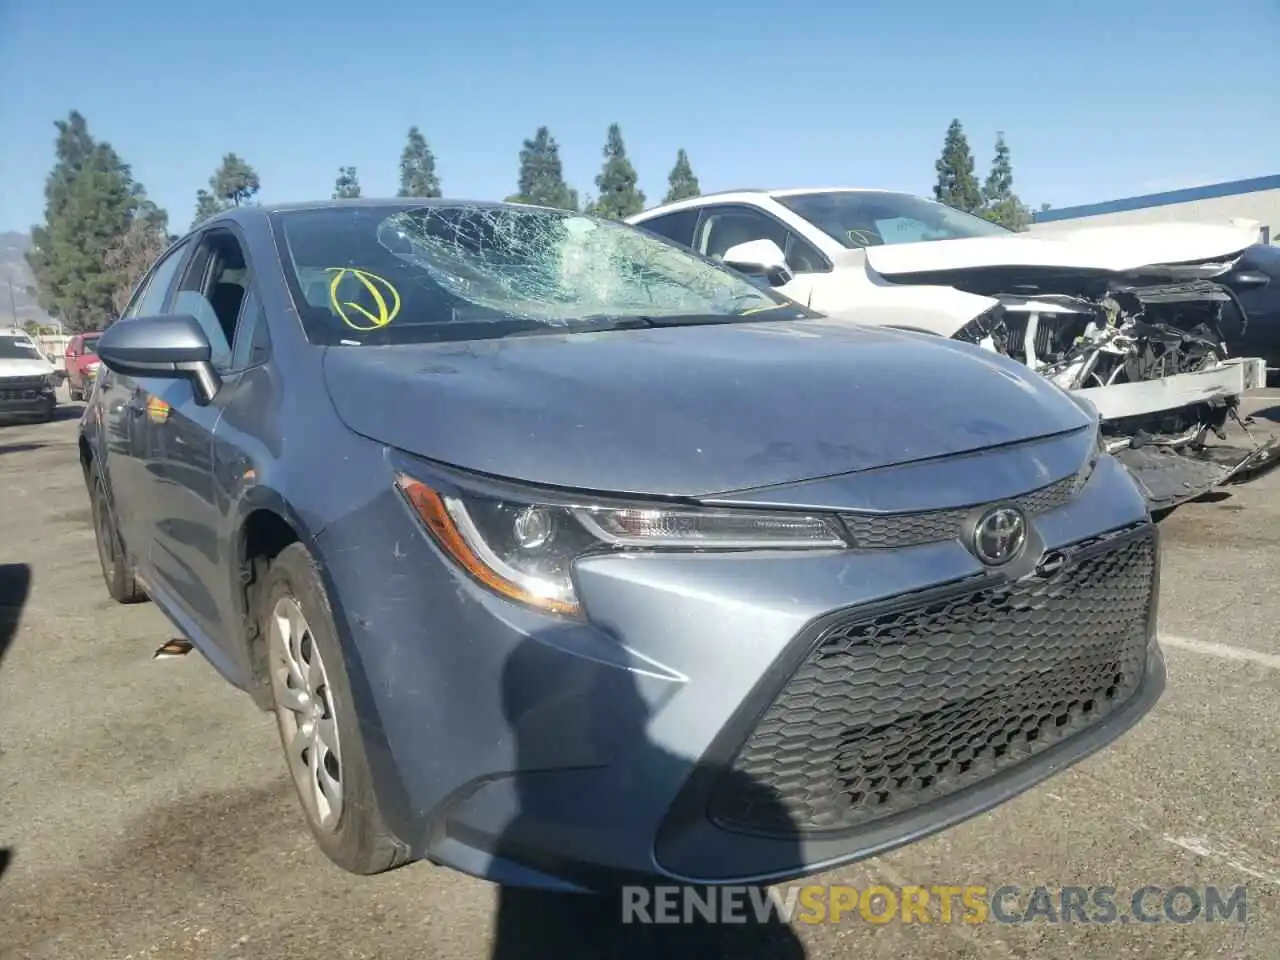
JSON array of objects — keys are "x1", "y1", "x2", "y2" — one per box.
[{"x1": 395, "y1": 473, "x2": 848, "y2": 617}]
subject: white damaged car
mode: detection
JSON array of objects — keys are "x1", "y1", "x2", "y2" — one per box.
[
  {"x1": 628, "y1": 188, "x2": 1276, "y2": 509},
  {"x1": 0, "y1": 327, "x2": 58, "y2": 423}
]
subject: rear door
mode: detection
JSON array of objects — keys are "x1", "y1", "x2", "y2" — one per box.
[{"x1": 96, "y1": 240, "x2": 193, "y2": 563}]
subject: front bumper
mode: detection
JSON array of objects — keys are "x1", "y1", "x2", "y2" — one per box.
[
  {"x1": 0, "y1": 379, "x2": 56, "y2": 419},
  {"x1": 314, "y1": 444, "x2": 1162, "y2": 892}
]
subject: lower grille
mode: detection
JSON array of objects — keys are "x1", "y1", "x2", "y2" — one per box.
[
  {"x1": 0, "y1": 377, "x2": 48, "y2": 401},
  {"x1": 709, "y1": 525, "x2": 1156, "y2": 836}
]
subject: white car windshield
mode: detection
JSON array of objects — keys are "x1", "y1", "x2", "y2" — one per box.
[
  {"x1": 276, "y1": 203, "x2": 799, "y2": 346},
  {"x1": 776, "y1": 191, "x2": 1014, "y2": 249},
  {"x1": 0, "y1": 335, "x2": 43, "y2": 360}
]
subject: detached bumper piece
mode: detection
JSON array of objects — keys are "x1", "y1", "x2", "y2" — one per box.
[
  {"x1": 709, "y1": 524, "x2": 1156, "y2": 838},
  {"x1": 1113, "y1": 435, "x2": 1280, "y2": 511}
]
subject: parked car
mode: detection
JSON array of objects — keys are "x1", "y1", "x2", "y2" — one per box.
[
  {"x1": 64, "y1": 331, "x2": 102, "y2": 402},
  {"x1": 0, "y1": 327, "x2": 57, "y2": 423},
  {"x1": 1210, "y1": 240, "x2": 1280, "y2": 377},
  {"x1": 82, "y1": 199, "x2": 1164, "y2": 888},
  {"x1": 628, "y1": 189, "x2": 1276, "y2": 509}
]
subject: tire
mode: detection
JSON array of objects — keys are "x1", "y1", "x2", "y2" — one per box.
[
  {"x1": 90, "y1": 473, "x2": 147, "y2": 604},
  {"x1": 69, "y1": 383, "x2": 82, "y2": 403},
  {"x1": 259, "y1": 543, "x2": 410, "y2": 875}
]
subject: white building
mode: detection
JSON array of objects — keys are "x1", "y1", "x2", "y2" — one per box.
[{"x1": 1029, "y1": 174, "x2": 1279, "y2": 245}]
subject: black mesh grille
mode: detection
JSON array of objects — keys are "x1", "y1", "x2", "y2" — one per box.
[
  {"x1": 0, "y1": 377, "x2": 47, "y2": 400},
  {"x1": 840, "y1": 474, "x2": 1078, "y2": 550},
  {"x1": 709, "y1": 525, "x2": 1156, "y2": 836}
]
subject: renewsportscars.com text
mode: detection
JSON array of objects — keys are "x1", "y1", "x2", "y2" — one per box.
[{"x1": 621, "y1": 884, "x2": 1248, "y2": 926}]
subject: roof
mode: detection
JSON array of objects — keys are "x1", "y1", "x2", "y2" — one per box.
[
  {"x1": 263, "y1": 197, "x2": 514, "y2": 214},
  {"x1": 629, "y1": 186, "x2": 910, "y2": 220},
  {"x1": 1033, "y1": 174, "x2": 1280, "y2": 224}
]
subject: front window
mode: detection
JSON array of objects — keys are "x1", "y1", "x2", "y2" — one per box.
[
  {"x1": 274, "y1": 203, "x2": 800, "y2": 346},
  {"x1": 0, "y1": 335, "x2": 42, "y2": 360},
  {"x1": 776, "y1": 191, "x2": 1014, "y2": 249},
  {"x1": 81, "y1": 337, "x2": 99, "y2": 356}
]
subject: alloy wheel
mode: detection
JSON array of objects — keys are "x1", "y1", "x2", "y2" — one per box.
[{"x1": 269, "y1": 595, "x2": 344, "y2": 832}]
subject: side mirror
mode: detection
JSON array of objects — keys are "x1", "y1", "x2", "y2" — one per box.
[
  {"x1": 721, "y1": 238, "x2": 794, "y2": 287},
  {"x1": 97, "y1": 314, "x2": 222, "y2": 404}
]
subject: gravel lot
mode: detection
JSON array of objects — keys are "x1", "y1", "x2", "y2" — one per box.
[{"x1": 2, "y1": 391, "x2": 1278, "y2": 960}]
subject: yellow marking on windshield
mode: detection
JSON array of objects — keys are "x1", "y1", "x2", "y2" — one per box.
[
  {"x1": 325, "y1": 267, "x2": 402, "y2": 331},
  {"x1": 742, "y1": 303, "x2": 781, "y2": 315}
]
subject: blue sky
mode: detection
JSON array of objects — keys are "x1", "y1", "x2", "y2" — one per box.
[{"x1": 1, "y1": 0, "x2": 1276, "y2": 234}]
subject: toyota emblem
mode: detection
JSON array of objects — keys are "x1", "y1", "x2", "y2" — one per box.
[{"x1": 971, "y1": 506, "x2": 1027, "y2": 565}]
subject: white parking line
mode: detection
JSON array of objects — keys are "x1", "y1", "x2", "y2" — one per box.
[
  {"x1": 1162, "y1": 835, "x2": 1280, "y2": 885},
  {"x1": 1159, "y1": 633, "x2": 1280, "y2": 670}
]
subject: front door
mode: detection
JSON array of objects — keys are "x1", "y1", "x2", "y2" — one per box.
[{"x1": 140, "y1": 224, "x2": 264, "y2": 678}]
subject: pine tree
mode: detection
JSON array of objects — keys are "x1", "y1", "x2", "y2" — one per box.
[
  {"x1": 591, "y1": 124, "x2": 645, "y2": 220},
  {"x1": 192, "y1": 153, "x2": 261, "y2": 227},
  {"x1": 980, "y1": 132, "x2": 1030, "y2": 230},
  {"x1": 662, "y1": 149, "x2": 700, "y2": 204},
  {"x1": 26, "y1": 111, "x2": 160, "y2": 332},
  {"x1": 933, "y1": 119, "x2": 983, "y2": 214},
  {"x1": 507, "y1": 126, "x2": 578, "y2": 211},
  {"x1": 397, "y1": 126, "x2": 441, "y2": 198},
  {"x1": 193, "y1": 190, "x2": 222, "y2": 225},
  {"x1": 212, "y1": 153, "x2": 260, "y2": 207},
  {"x1": 333, "y1": 166, "x2": 361, "y2": 199}
]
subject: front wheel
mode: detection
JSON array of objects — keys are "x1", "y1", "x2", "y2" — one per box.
[{"x1": 259, "y1": 543, "x2": 409, "y2": 875}]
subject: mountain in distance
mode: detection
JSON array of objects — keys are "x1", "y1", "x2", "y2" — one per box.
[{"x1": 0, "y1": 231, "x2": 52, "y2": 329}]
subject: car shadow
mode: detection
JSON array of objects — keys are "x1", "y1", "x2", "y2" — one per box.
[
  {"x1": 0, "y1": 563, "x2": 31, "y2": 885},
  {"x1": 488, "y1": 634, "x2": 808, "y2": 959},
  {"x1": 0, "y1": 562, "x2": 31, "y2": 672},
  {"x1": 1248, "y1": 404, "x2": 1280, "y2": 424},
  {"x1": 0, "y1": 442, "x2": 46, "y2": 456}
]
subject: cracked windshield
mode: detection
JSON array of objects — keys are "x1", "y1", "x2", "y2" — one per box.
[
  {"x1": 279, "y1": 204, "x2": 795, "y2": 344},
  {"x1": 2, "y1": 1, "x2": 1276, "y2": 960}
]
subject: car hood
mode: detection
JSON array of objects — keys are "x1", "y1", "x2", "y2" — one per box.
[
  {"x1": 863, "y1": 222, "x2": 1258, "y2": 278},
  {"x1": 321, "y1": 319, "x2": 1093, "y2": 498},
  {"x1": 0, "y1": 357, "x2": 54, "y2": 378}
]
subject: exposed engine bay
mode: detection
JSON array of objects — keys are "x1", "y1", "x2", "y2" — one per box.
[{"x1": 894, "y1": 256, "x2": 1279, "y2": 509}]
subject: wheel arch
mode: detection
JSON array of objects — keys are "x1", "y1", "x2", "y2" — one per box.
[{"x1": 234, "y1": 489, "x2": 314, "y2": 709}]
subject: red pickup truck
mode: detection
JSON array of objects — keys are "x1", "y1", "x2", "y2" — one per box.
[{"x1": 64, "y1": 332, "x2": 102, "y2": 402}]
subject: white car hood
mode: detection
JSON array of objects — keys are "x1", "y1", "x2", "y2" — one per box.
[
  {"x1": 863, "y1": 222, "x2": 1258, "y2": 278},
  {"x1": 0, "y1": 357, "x2": 54, "y2": 378}
]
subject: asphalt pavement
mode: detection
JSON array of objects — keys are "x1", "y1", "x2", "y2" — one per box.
[{"x1": 1, "y1": 390, "x2": 1278, "y2": 960}]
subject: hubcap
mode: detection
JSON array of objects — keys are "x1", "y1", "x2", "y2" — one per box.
[{"x1": 269, "y1": 596, "x2": 344, "y2": 832}]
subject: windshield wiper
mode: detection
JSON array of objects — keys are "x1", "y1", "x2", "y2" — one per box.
[
  {"x1": 574, "y1": 310, "x2": 802, "y2": 331},
  {"x1": 494, "y1": 309, "x2": 805, "y2": 339}
]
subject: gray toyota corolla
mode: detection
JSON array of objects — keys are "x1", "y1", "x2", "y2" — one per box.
[{"x1": 81, "y1": 199, "x2": 1164, "y2": 890}]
